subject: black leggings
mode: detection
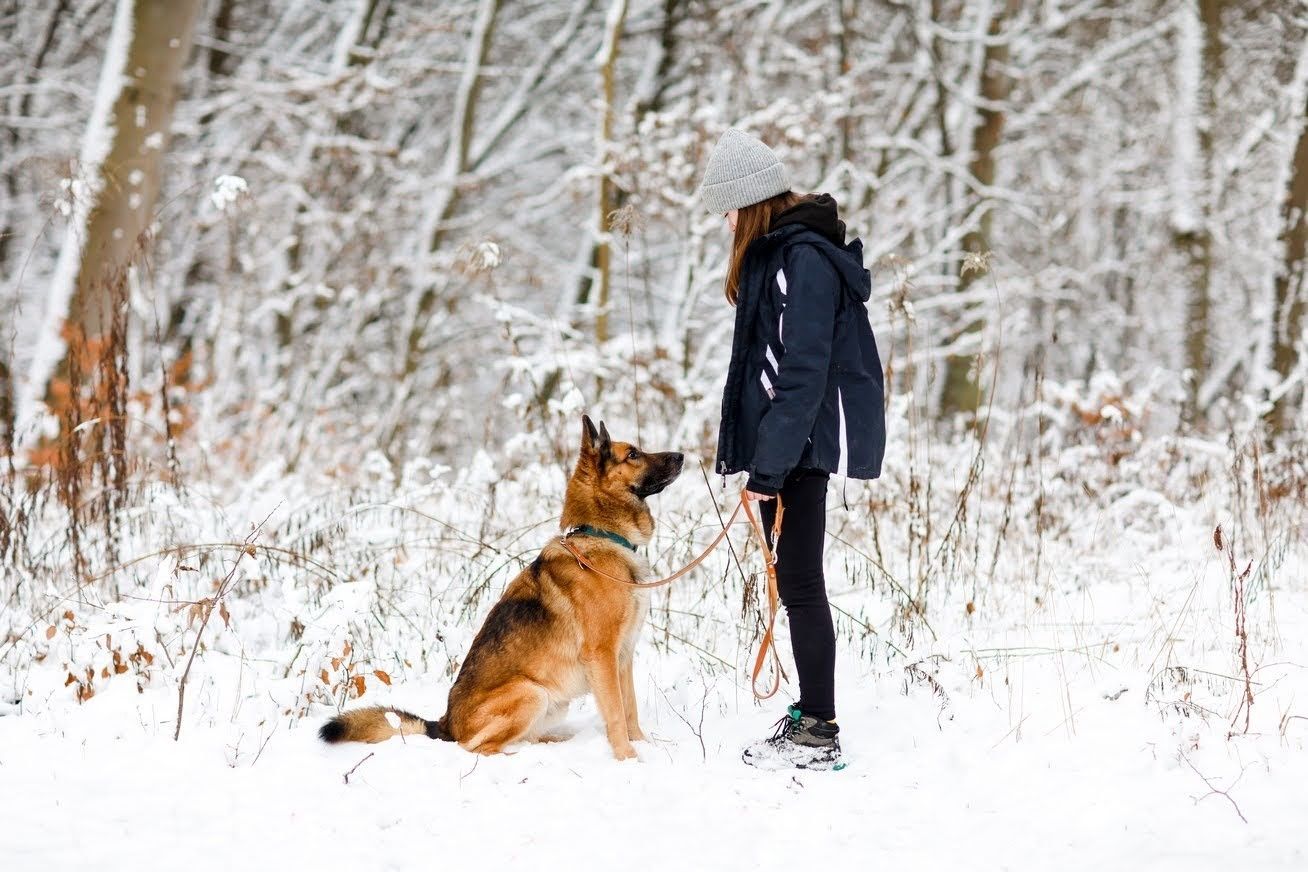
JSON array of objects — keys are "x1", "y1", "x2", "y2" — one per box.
[{"x1": 758, "y1": 468, "x2": 835, "y2": 721}]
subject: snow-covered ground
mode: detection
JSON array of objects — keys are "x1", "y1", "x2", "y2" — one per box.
[
  {"x1": 4, "y1": 633, "x2": 1305, "y2": 870},
  {"x1": 3, "y1": 431, "x2": 1306, "y2": 871}
]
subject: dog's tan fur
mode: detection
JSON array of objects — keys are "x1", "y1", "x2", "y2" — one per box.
[{"x1": 320, "y1": 416, "x2": 683, "y2": 760}]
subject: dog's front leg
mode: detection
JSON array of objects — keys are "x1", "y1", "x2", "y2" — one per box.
[
  {"x1": 620, "y1": 653, "x2": 646, "y2": 742},
  {"x1": 583, "y1": 647, "x2": 637, "y2": 760}
]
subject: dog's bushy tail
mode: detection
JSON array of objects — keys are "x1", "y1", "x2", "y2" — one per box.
[{"x1": 319, "y1": 705, "x2": 453, "y2": 744}]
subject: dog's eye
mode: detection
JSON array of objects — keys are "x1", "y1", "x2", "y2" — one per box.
[{"x1": 627, "y1": 450, "x2": 640, "y2": 461}]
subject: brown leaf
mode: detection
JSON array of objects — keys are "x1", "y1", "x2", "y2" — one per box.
[
  {"x1": 45, "y1": 625, "x2": 56, "y2": 640},
  {"x1": 65, "y1": 672, "x2": 77, "y2": 687},
  {"x1": 965, "y1": 601, "x2": 975, "y2": 615},
  {"x1": 114, "y1": 662, "x2": 129, "y2": 675},
  {"x1": 373, "y1": 670, "x2": 392, "y2": 686},
  {"x1": 219, "y1": 601, "x2": 231, "y2": 628},
  {"x1": 101, "y1": 667, "x2": 110, "y2": 679},
  {"x1": 975, "y1": 664, "x2": 984, "y2": 680},
  {"x1": 331, "y1": 657, "x2": 342, "y2": 671},
  {"x1": 342, "y1": 640, "x2": 352, "y2": 658},
  {"x1": 352, "y1": 674, "x2": 366, "y2": 697},
  {"x1": 63, "y1": 610, "x2": 75, "y2": 622},
  {"x1": 319, "y1": 668, "x2": 330, "y2": 685},
  {"x1": 1213, "y1": 526, "x2": 1223, "y2": 552}
]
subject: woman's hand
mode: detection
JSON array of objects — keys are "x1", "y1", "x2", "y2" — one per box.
[{"x1": 745, "y1": 490, "x2": 775, "y2": 501}]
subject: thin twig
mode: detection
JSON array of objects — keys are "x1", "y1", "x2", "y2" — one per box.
[
  {"x1": 459, "y1": 753, "x2": 481, "y2": 784},
  {"x1": 87, "y1": 540, "x2": 340, "y2": 586},
  {"x1": 655, "y1": 679, "x2": 708, "y2": 762},
  {"x1": 250, "y1": 726, "x2": 277, "y2": 767},
  {"x1": 698, "y1": 461, "x2": 749, "y2": 585},
  {"x1": 1179, "y1": 750, "x2": 1249, "y2": 824},
  {"x1": 343, "y1": 751, "x2": 375, "y2": 784},
  {"x1": 830, "y1": 601, "x2": 906, "y2": 658},
  {"x1": 646, "y1": 620, "x2": 734, "y2": 671},
  {"x1": 174, "y1": 508, "x2": 277, "y2": 741}
]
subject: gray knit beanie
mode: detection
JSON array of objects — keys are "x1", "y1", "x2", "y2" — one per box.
[{"x1": 698, "y1": 128, "x2": 790, "y2": 214}]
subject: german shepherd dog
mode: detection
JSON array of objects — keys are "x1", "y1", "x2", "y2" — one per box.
[{"x1": 320, "y1": 416, "x2": 683, "y2": 760}]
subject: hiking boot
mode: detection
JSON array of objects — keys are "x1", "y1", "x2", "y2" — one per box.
[{"x1": 742, "y1": 704, "x2": 845, "y2": 771}]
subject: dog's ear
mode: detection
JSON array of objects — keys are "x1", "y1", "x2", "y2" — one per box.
[
  {"x1": 597, "y1": 421, "x2": 613, "y2": 463},
  {"x1": 581, "y1": 414, "x2": 599, "y2": 455}
]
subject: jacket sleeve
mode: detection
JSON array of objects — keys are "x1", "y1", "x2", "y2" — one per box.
[{"x1": 745, "y1": 244, "x2": 838, "y2": 495}]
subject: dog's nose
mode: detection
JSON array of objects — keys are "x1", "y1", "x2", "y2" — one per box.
[{"x1": 670, "y1": 452, "x2": 684, "y2": 466}]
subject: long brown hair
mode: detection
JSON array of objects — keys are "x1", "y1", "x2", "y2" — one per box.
[{"x1": 724, "y1": 190, "x2": 807, "y2": 305}]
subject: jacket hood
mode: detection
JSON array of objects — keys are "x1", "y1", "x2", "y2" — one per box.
[
  {"x1": 771, "y1": 193, "x2": 846, "y2": 243},
  {"x1": 765, "y1": 194, "x2": 871, "y2": 302}
]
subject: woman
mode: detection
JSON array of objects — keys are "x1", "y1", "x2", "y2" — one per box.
[{"x1": 698, "y1": 128, "x2": 886, "y2": 770}]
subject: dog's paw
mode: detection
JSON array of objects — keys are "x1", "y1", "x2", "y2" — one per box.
[
  {"x1": 612, "y1": 743, "x2": 639, "y2": 761},
  {"x1": 627, "y1": 728, "x2": 648, "y2": 743}
]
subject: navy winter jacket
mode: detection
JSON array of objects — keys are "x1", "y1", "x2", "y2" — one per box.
[{"x1": 715, "y1": 194, "x2": 886, "y2": 495}]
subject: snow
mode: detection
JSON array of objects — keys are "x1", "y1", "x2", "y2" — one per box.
[
  {"x1": 3, "y1": 626, "x2": 1305, "y2": 870},
  {"x1": 210, "y1": 174, "x2": 250, "y2": 211},
  {"x1": 462, "y1": 240, "x2": 501, "y2": 272},
  {"x1": 3, "y1": 429, "x2": 1306, "y2": 870}
]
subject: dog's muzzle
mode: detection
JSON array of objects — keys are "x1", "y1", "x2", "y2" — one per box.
[{"x1": 635, "y1": 452, "x2": 684, "y2": 498}]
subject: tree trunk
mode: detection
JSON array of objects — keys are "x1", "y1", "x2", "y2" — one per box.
[
  {"x1": 68, "y1": 0, "x2": 202, "y2": 340},
  {"x1": 22, "y1": 0, "x2": 202, "y2": 433},
  {"x1": 939, "y1": 0, "x2": 1014, "y2": 418},
  {"x1": 277, "y1": 0, "x2": 391, "y2": 350},
  {"x1": 1174, "y1": 0, "x2": 1222, "y2": 424},
  {"x1": 332, "y1": 0, "x2": 385, "y2": 70},
  {"x1": 0, "y1": 355, "x2": 12, "y2": 459},
  {"x1": 831, "y1": 0, "x2": 852, "y2": 165},
  {"x1": 1268, "y1": 89, "x2": 1308, "y2": 433},
  {"x1": 208, "y1": 0, "x2": 238, "y2": 77},
  {"x1": 592, "y1": 0, "x2": 628, "y2": 345},
  {"x1": 399, "y1": 0, "x2": 499, "y2": 379}
]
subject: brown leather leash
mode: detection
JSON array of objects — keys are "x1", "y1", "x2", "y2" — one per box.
[
  {"x1": 558, "y1": 488, "x2": 785, "y2": 700},
  {"x1": 740, "y1": 491, "x2": 784, "y2": 701}
]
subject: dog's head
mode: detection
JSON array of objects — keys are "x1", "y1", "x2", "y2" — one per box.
[{"x1": 576, "y1": 415, "x2": 684, "y2": 500}]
